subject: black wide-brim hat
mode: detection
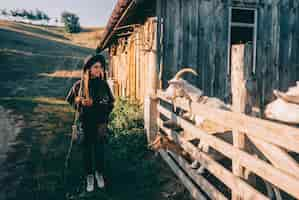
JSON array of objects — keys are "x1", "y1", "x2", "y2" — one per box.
[{"x1": 83, "y1": 54, "x2": 106, "y2": 72}]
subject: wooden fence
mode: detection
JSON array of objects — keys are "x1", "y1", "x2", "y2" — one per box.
[{"x1": 146, "y1": 90, "x2": 299, "y2": 200}]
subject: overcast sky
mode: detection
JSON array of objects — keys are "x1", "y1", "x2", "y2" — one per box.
[{"x1": 1, "y1": 0, "x2": 118, "y2": 27}]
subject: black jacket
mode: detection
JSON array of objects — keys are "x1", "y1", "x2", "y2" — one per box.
[{"x1": 65, "y1": 78, "x2": 115, "y2": 124}]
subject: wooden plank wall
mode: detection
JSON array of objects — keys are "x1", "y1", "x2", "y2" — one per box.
[
  {"x1": 159, "y1": 0, "x2": 229, "y2": 99},
  {"x1": 256, "y1": 0, "x2": 299, "y2": 110},
  {"x1": 108, "y1": 18, "x2": 157, "y2": 103},
  {"x1": 158, "y1": 0, "x2": 299, "y2": 107}
]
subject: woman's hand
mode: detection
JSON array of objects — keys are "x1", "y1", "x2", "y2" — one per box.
[{"x1": 82, "y1": 98, "x2": 93, "y2": 107}]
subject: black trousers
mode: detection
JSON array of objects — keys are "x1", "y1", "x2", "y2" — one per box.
[{"x1": 81, "y1": 122, "x2": 107, "y2": 175}]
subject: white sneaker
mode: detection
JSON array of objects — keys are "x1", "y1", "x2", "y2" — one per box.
[
  {"x1": 86, "y1": 174, "x2": 94, "y2": 192},
  {"x1": 95, "y1": 171, "x2": 105, "y2": 188}
]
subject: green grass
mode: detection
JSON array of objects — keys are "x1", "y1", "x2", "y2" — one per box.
[
  {"x1": 0, "y1": 97, "x2": 189, "y2": 200},
  {"x1": 0, "y1": 20, "x2": 190, "y2": 200}
]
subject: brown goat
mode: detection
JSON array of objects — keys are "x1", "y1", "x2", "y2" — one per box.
[{"x1": 148, "y1": 132, "x2": 190, "y2": 159}]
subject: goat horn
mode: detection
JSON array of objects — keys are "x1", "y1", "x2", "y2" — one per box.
[{"x1": 174, "y1": 67, "x2": 198, "y2": 80}]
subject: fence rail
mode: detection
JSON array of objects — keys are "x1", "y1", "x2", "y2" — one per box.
[{"x1": 151, "y1": 90, "x2": 299, "y2": 200}]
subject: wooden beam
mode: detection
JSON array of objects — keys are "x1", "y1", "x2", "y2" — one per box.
[
  {"x1": 159, "y1": 124, "x2": 269, "y2": 200},
  {"x1": 231, "y1": 44, "x2": 249, "y2": 200},
  {"x1": 146, "y1": 17, "x2": 158, "y2": 96},
  {"x1": 144, "y1": 18, "x2": 158, "y2": 143},
  {"x1": 157, "y1": 90, "x2": 299, "y2": 153},
  {"x1": 168, "y1": 151, "x2": 228, "y2": 200},
  {"x1": 100, "y1": 0, "x2": 136, "y2": 50},
  {"x1": 248, "y1": 135, "x2": 299, "y2": 179},
  {"x1": 114, "y1": 24, "x2": 138, "y2": 31},
  {"x1": 159, "y1": 150, "x2": 207, "y2": 200},
  {"x1": 144, "y1": 96, "x2": 158, "y2": 143},
  {"x1": 157, "y1": 110, "x2": 234, "y2": 159},
  {"x1": 157, "y1": 105, "x2": 299, "y2": 198}
]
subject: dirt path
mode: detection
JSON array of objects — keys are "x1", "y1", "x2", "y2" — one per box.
[{"x1": 0, "y1": 106, "x2": 24, "y2": 165}]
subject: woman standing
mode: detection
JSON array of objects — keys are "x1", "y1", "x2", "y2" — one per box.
[{"x1": 65, "y1": 54, "x2": 114, "y2": 192}]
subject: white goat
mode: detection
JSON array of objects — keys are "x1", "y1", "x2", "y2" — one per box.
[
  {"x1": 163, "y1": 68, "x2": 231, "y2": 174},
  {"x1": 265, "y1": 82, "x2": 299, "y2": 124},
  {"x1": 163, "y1": 68, "x2": 203, "y2": 112}
]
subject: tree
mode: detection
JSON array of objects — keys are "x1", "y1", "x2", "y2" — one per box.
[
  {"x1": 10, "y1": 9, "x2": 18, "y2": 17},
  {"x1": 43, "y1": 13, "x2": 50, "y2": 24},
  {"x1": 26, "y1": 10, "x2": 36, "y2": 20},
  {"x1": 61, "y1": 11, "x2": 81, "y2": 33},
  {"x1": 22, "y1": 9, "x2": 28, "y2": 17},
  {"x1": 35, "y1": 9, "x2": 43, "y2": 20},
  {"x1": 1, "y1": 9, "x2": 8, "y2": 16}
]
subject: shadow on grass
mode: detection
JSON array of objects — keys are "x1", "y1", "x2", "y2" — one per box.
[
  {"x1": 0, "y1": 27, "x2": 94, "y2": 99},
  {"x1": 7, "y1": 22, "x2": 70, "y2": 41},
  {"x1": 0, "y1": 97, "x2": 163, "y2": 200},
  {"x1": 0, "y1": 28, "x2": 92, "y2": 55}
]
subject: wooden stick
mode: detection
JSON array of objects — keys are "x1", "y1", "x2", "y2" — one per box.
[{"x1": 83, "y1": 71, "x2": 90, "y2": 99}]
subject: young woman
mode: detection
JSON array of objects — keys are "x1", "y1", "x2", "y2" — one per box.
[{"x1": 65, "y1": 54, "x2": 114, "y2": 192}]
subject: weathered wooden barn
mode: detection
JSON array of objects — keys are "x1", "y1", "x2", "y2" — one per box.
[
  {"x1": 99, "y1": 0, "x2": 299, "y2": 109},
  {"x1": 98, "y1": 1, "x2": 299, "y2": 199},
  {"x1": 98, "y1": 0, "x2": 298, "y2": 104},
  {"x1": 97, "y1": 0, "x2": 157, "y2": 103}
]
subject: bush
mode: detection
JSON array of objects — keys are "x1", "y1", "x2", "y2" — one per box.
[
  {"x1": 107, "y1": 96, "x2": 151, "y2": 170},
  {"x1": 105, "y1": 97, "x2": 159, "y2": 198},
  {"x1": 0, "y1": 9, "x2": 8, "y2": 16},
  {"x1": 61, "y1": 11, "x2": 81, "y2": 33},
  {"x1": 108, "y1": 97, "x2": 144, "y2": 133}
]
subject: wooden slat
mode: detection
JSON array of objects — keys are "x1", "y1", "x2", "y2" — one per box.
[
  {"x1": 144, "y1": 96, "x2": 158, "y2": 143},
  {"x1": 159, "y1": 150, "x2": 207, "y2": 200},
  {"x1": 157, "y1": 90, "x2": 299, "y2": 153},
  {"x1": 135, "y1": 30, "x2": 140, "y2": 100},
  {"x1": 157, "y1": 104, "x2": 299, "y2": 198},
  {"x1": 168, "y1": 151, "x2": 228, "y2": 200},
  {"x1": 157, "y1": 110, "x2": 234, "y2": 159},
  {"x1": 159, "y1": 124, "x2": 269, "y2": 200},
  {"x1": 247, "y1": 135, "x2": 299, "y2": 180}
]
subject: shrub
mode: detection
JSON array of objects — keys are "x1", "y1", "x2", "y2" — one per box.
[
  {"x1": 105, "y1": 97, "x2": 159, "y2": 198},
  {"x1": 108, "y1": 97, "x2": 144, "y2": 133},
  {"x1": 61, "y1": 11, "x2": 81, "y2": 33}
]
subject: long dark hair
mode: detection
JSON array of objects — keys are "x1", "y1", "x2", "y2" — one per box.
[{"x1": 83, "y1": 54, "x2": 107, "y2": 80}]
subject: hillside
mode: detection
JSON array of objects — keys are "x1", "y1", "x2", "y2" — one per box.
[
  {"x1": 0, "y1": 20, "x2": 97, "y2": 98},
  {"x1": 0, "y1": 20, "x2": 190, "y2": 200},
  {"x1": 0, "y1": 20, "x2": 104, "y2": 49}
]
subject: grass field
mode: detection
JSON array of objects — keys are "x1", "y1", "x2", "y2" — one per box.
[{"x1": 0, "y1": 20, "x2": 190, "y2": 200}]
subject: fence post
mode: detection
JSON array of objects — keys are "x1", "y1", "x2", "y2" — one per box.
[
  {"x1": 144, "y1": 96, "x2": 158, "y2": 143},
  {"x1": 231, "y1": 43, "x2": 253, "y2": 199},
  {"x1": 144, "y1": 17, "x2": 158, "y2": 143}
]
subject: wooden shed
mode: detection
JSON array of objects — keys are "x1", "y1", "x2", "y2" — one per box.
[
  {"x1": 99, "y1": 0, "x2": 299, "y2": 110},
  {"x1": 156, "y1": 0, "x2": 299, "y2": 113},
  {"x1": 98, "y1": 0, "x2": 157, "y2": 103},
  {"x1": 98, "y1": 1, "x2": 299, "y2": 199}
]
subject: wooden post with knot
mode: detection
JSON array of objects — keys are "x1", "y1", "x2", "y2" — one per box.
[
  {"x1": 231, "y1": 43, "x2": 253, "y2": 200},
  {"x1": 144, "y1": 17, "x2": 159, "y2": 143}
]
